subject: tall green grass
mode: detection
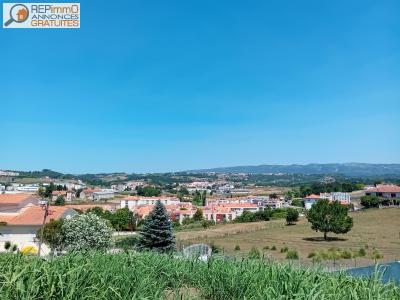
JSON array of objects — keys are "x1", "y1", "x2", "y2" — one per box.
[{"x1": 0, "y1": 252, "x2": 398, "y2": 299}]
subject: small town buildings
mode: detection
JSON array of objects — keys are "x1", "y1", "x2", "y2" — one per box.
[
  {"x1": 64, "y1": 204, "x2": 116, "y2": 212},
  {"x1": 16, "y1": 185, "x2": 39, "y2": 192},
  {"x1": 204, "y1": 203, "x2": 260, "y2": 222},
  {"x1": 0, "y1": 193, "x2": 39, "y2": 213},
  {"x1": 365, "y1": 184, "x2": 400, "y2": 198},
  {"x1": 134, "y1": 202, "x2": 197, "y2": 224},
  {"x1": 0, "y1": 194, "x2": 76, "y2": 254},
  {"x1": 303, "y1": 192, "x2": 351, "y2": 210},
  {"x1": 79, "y1": 188, "x2": 102, "y2": 200},
  {"x1": 120, "y1": 196, "x2": 180, "y2": 210},
  {"x1": 304, "y1": 194, "x2": 320, "y2": 210},
  {"x1": 79, "y1": 189, "x2": 114, "y2": 201},
  {"x1": 92, "y1": 190, "x2": 115, "y2": 201},
  {"x1": 51, "y1": 190, "x2": 74, "y2": 202}
]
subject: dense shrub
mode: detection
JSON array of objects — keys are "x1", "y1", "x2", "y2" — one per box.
[
  {"x1": 360, "y1": 195, "x2": 381, "y2": 208},
  {"x1": 248, "y1": 247, "x2": 261, "y2": 259},
  {"x1": 62, "y1": 213, "x2": 113, "y2": 251},
  {"x1": 286, "y1": 250, "x2": 299, "y2": 260}
]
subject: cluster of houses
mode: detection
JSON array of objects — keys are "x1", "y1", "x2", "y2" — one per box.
[
  {"x1": 0, "y1": 193, "x2": 77, "y2": 255},
  {"x1": 301, "y1": 184, "x2": 400, "y2": 210},
  {"x1": 303, "y1": 192, "x2": 352, "y2": 210},
  {"x1": 120, "y1": 195, "x2": 283, "y2": 223},
  {"x1": 2, "y1": 183, "x2": 400, "y2": 254}
]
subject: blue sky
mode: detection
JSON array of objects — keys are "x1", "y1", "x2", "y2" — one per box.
[{"x1": 1, "y1": 0, "x2": 399, "y2": 173}]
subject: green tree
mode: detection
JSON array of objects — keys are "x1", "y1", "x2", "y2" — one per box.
[
  {"x1": 43, "y1": 182, "x2": 55, "y2": 198},
  {"x1": 136, "y1": 186, "x2": 161, "y2": 197},
  {"x1": 36, "y1": 219, "x2": 64, "y2": 252},
  {"x1": 360, "y1": 195, "x2": 380, "y2": 208},
  {"x1": 137, "y1": 200, "x2": 176, "y2": 253},
  {"x1": 192, "y1": 208, "x2": 204, "y2": 221},
  {"x1": 86, "y1": 206, "x2": 106, "y2": 218},
  {"x1": 269, "y1": 193, "x2": 278, "y2": 199},
  {"x1": 307, "y1": 199, "x2": 353, "y2": 240},
  {"x1": 291, "y1": 198, "x2": 304, "y2": 207},
  {"x1": 112, "y1": 208, "x2": 135, "y2": 231},
  {"x1": 286, "y1": 208, "x2": 299, "y2": 225},
  {"x1": 54, "y1": 195, "x2": 65, "y2": 206}
]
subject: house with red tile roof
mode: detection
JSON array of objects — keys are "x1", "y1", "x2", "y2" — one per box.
[
  {"x1": 0, "y1": 195, "x2": 77, "y2": 255},
  {"x1": 365, "y1": 184, "x2": 400, "y2": 198},
  {"x1": 134, "y1": 202, "x2": 197, "y2": 223},
  {"x1": 0, "y1": 193, "x2": 39, "y2": 213},
  {"x1": 51, "y1": 190, "x2": 75, "y2": 202}
]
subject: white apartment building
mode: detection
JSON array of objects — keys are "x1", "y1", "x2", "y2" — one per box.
[{"x1": 120, "y1": 196, "x2": 180, "y2": 210}]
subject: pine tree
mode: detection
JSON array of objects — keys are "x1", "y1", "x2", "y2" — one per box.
[{"x1": 138, "y1": 200, "x2": 176, "y2": 253}]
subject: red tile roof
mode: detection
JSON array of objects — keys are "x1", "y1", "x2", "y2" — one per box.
[
  {"x1": 305, "y1": 194, "x2": 320, "y2": 199},
  {"x1": 0, "y1": 193, "x2": 38, "y2": 205},
  {"x1": 64, "y1": 204, "x2": 113, "y2": 211},
  {"x1": 366, "y1": 184, "x2": 400, "y2": 193},
  {"x1": 0, "y1": 205, "x2": 75, "y2": 226}
]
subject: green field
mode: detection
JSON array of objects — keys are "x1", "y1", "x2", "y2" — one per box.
[
  {"x1": 177, "y1": 207, "x2": 400, "y2": 268},
  {"x1": 0, "y1": 252, "x2": 399, "y2": 299}
]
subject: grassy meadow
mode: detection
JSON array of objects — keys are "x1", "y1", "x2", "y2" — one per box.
[
  {"x1": 177, "y1": 207, "x2": 400, "y2": 268},
  {"x1": 0, "y1": 252, "x2": 399, "y2": 299}
]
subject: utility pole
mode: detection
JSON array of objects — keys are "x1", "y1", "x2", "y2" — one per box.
[{"x1": 38, "y1": 200, "x2": 49, "y2": 257}]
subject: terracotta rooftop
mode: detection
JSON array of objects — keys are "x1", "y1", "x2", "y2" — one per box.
[
  {"x1": 305, "y1": 194, "x2": 321, "y2": 199},
  {"x1": 122, "y1": 196, "x2": 179, "y2": 201},
  {"x1": 64, "y1": 204, "x2": 113, "y2": 211},
  {"x1": 0, "y1": 193, "x2": 37, "y2": 205},
  {"x1": 366, "y1": 184, "x2": 400, "y2": 193},
  {"x1": 0, "y1": 205, "x2": 75, "y2": 226}
]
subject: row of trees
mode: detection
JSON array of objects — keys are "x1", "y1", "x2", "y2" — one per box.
[
  {"x1": 360, "y1": 195, "x2": 399, "y2": 208},
  {"x1": 287, "y1": 182, "x2": 364, "y2": 198}
]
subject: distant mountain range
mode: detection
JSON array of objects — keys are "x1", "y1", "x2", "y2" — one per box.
[{"x1": 187, "y1": 163, "x2": 400, "y2": 176}]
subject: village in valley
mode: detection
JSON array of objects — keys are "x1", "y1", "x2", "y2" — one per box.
[{"x1": 1, "y1": 166, "x2": 399, "y2": 270}]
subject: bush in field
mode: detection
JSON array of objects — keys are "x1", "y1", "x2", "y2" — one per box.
[
  {"x1": 248, "y1": 247, "x2": 261, "y2": 259},
  {"x1": 358, "y1": 248, "x2": 366, "y2": 257},
  {"x1": 286, "y1": 208, "x2": 299, "y2": 225},
  {"x1": 62, "y1": 213, "x2": 113, "y2": 252},
  {"x1": 280, "y1": 246, "x2": 289, "y2": 253},
  {"x1": 371, "y1": 249, "x2": 383, "y2": 263},
  {"x1": 137, "y1": 200, "x2": 176, "y2": 253},
  {"x1": 307, "y1": 199, "x2": 353, "y2": 240},
  {"x1": 286, "y1": 250, "x2": 299, "y2": 260},
  {"x1": 360, "y1": 195, "x2": 381, "y2": 208},
  {"x1": 235, "y1": 209, "x2": 272, "y2": 223},
  {"x1": 271, "y1": 245, "x2": 277, "y2": 251},
  {"x1": 234, "y1": 244, "x2": 240, "y2": 251},
  {"x1": 201, "y1": 219, "x2": 214, "y2": 229}
]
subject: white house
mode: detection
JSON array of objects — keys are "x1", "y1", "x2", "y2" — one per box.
[
  {"x1": 92, "y1": 190, "x2": 115, "y2": 201},
  {"x1": 0, "y1": 194, "x2": 76, "y2": 255},
  {"x1": 120, "y1": 196, "x2": 180, "y2": 210}
]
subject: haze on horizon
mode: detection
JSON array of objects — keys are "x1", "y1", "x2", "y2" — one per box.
[{"x1": 1, "y1": 0, "x2": 399, "y2": 174}]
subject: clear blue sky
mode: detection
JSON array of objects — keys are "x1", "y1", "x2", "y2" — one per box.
[{"x1": 1, "y1": 0, "x2": 399, "y2": 173}]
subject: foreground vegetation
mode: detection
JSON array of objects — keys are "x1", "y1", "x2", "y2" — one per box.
[{"x1": 0, "y1": 252, "x2": 399, "y2": 299}]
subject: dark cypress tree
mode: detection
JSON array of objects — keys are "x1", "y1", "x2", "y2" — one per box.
[{"x1": 137, "y1": 200, "x2": 176, "y2": 253}]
